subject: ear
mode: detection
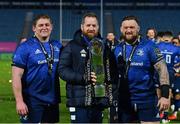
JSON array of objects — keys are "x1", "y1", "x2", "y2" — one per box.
[
  {"x1": 120, "y1": 26, "x2": 123, "y2": 33},
  {"x1": 81, "y1": 24, "x2": 83, "y2": 31},
  {"x1": 32, "y1": 26, "x2": 36, "y2": 32},
  {"x1": 51, "y1": 24, "x2": 53, "y2": 30},
  {"x1": 97, "y1": 24, "x2": 99, "y2": 30},
  {"x1": 137, "y1": 25, "x2": 140, "y2": 32}
]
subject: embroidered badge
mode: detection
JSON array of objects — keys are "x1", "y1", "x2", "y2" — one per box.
[
  {"x1": 136, "y1": 49, "x2": 144, "y2": 56},
  {"x1": 80, "y1": 49, "x2": 87, "y2": 57}
]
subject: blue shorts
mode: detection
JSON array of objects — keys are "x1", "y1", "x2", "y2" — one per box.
[
  {"x1": 20, "y1": 103, "x2": 59, "y2": 123},
  {"x1": 118, "y1": 103, "x2": 160, "y2": 122},
  {"x1": 69, "y1": 107, "x2": 103, "y2": 123},
  {"x1": 137, "y1": 104, "x2": 160, "y2": 122}
]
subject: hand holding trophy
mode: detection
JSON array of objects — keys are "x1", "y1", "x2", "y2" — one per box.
[{"x1": 90, "y1": 72, "x2": 97, "y2": 86}]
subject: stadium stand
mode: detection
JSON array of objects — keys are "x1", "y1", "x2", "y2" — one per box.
[
  {"x1": 0, "y1": 0, "x2": 180, "y2": 47},
  {"x1": 0, "y1": 9, "x2": 59, "y2": 43}
]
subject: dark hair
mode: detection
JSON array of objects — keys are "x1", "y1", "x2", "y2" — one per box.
[
  {"x1": 146, "y1": 27, "x2": 157, "y2": 38},
  {"x1": 121, "y1": 15, "x2": 139, "y2": 25},
  {"x1": 32, "y1": 14, "x2": 53, "y2": 27},
  {"x1": 146, "y1": 28, "x2": 157, "y2": 35},
  {"x1": 81, "y1": 12, "x2": 98, "y2": 25},
  {"x1": 172, "y1": 37, "x2": 180, "y2": 43},
  {"x1": 163, "y1": 31, "x2": 173, "y2": 37},
  {"x1": 157, "y1": 31, "x2": 164, "y2": 37}
]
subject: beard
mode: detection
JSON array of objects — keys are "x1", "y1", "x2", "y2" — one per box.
[
  {"x1": 83, "y1": 31, "x2": 98, "y2": 40},
  {"x1": 122, "y1": 34, "x2": 138, "y2": 44}
]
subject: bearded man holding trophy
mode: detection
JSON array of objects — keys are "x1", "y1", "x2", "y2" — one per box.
[{"x1": 59, "y1": 12, "x2": 113, "y2": 123}]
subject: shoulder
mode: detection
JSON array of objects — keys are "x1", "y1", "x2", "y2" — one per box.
[
  {"x1": 60, "y1": 39, "x2": 74, "y2": 53},
  {"x1": 173, "y1": 45, "x2": 180, "y2": 53},
  {"x1": 114, "y1": 43, "x2": 123, "y2": 55},
  {"x1": 17, "y1": 38, "x2": 34, "y2": 49},
  {"x1": 19, "y1": 37, "x2": 39, "y2": 48},
  {"x1": 115, "y1": 43, "x2": 121, "y2": 49},
  {"x1": 65, "y1": 39, "x2": 79, "y2": 48},
  {"x1": 51, "y1": 40, "x2": 62, "y2": 48},
  {"x1": 68, "y1": 39, "x2": 74, "y2": 45},
  {"x1": 114, "y1": 43, "x2": 121, "y2": 50},
  {"x1": 116, "y1": 41, "x2": 123, "y2": 47},
  {"x1": 140, "y1": 38, "x2": 155, "y2": 46},
  {"x1": 140, "y1": 38, "x2": 159, "y2": 50}
]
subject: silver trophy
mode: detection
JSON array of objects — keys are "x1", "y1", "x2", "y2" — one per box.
[{"x1": 90, "y1": 38, "x2": 105, "y2": 97}]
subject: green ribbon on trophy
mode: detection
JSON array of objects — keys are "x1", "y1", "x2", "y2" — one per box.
[{"x1": 85, "y1": 37, "x2": 113, "y2": 106}]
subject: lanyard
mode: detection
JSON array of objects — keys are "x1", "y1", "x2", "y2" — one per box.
[
  {"x1": 35, "y1": 37, "x2": 54, "y2": 75},
  {"x1": 122, "y1": 39, "x2": 139, "y2": 78}
]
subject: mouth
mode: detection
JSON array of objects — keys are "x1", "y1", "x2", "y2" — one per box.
[
  {"x1": 87, "y1": 32, "x2": 96, "y2": 37},
  {"x1": 125, "y1": 32, "x2": 133, "y2": 35},
  {"x1": 41, "y1": 30, "x2": 48, "y2": 33},
  {"x1": 87, "y1": 31, "x2": 95, "y2": 34}
]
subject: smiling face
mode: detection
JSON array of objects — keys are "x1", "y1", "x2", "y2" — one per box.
[
  {"x1": 33, "y1": 18, "x2": 53, "y2": 42},
  {"x1": 120, "y1": 19, "x2": 140, "y2": 43},
  {"x1": 81, "y1": 16, "x2": 99, "y2": 39}
]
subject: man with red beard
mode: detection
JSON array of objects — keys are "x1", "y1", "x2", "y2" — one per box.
[
  {"x1": 59, "y1": 12, "x2": 106, "y2": 123},
  {"x1": 114, "y1": 16, "x2": 171, "y2": 123}
]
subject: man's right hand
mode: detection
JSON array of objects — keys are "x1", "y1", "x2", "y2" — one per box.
[
  {"x1": 90, "y1": 72, "x2": 97, "y2": 85},
  {"x1": 157, "y1": 97, "x2": 170, "y2": 111},
  {"x1": 16, "y1": 101, "x2": 28, "y2": 116}
]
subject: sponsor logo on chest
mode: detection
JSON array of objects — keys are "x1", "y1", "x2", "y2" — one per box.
[{"x1": 35, "y1": 49, "x2": 42, "y2": 54}]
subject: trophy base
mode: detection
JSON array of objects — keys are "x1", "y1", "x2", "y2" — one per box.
[{"x1": 94, "y1": 84, "x2": 105, "y2": 97}]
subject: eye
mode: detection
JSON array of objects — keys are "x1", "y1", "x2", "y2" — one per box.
[
  {"x1": 92, "y1": 24, "x2": 96, "y2": 27},
  {"x1": 45, "y1": 23, "x2": 50, "y2": 27},
  {"x1": 38, "y1": 24, "x2": 44, "y2": 27},
  {"x1": 130, "y1": 26, "x2": 135, "y2": 29},
  {"x1": 86, "y1": 24, "x2": 91, "y2": 27},
  {"x1": 37, "y1": 23, "x2": 51, "y2": 27}
]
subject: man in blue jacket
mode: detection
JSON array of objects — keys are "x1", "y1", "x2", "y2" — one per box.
[
  {"x1": 12, "y1": 14, "x2": 62, "y2": 123},
  {"x1": 59, "y1": 12, "x2": 110, "y2": 123},
  {"x1": 114, "y1": 15, "x2": 171, "y2": 123}
]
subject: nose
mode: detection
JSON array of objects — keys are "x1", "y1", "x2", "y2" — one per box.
[
  {"x1": 89, "y1": 25, "x2": 94, "y2": 30},
  {"x1": 126, "y1": 28, "x2": 132, "y2": 33},
  {"x1": 42, "y1": 24, "x2": 47, "y2": 28}
]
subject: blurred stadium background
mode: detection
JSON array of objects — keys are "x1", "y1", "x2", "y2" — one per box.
[{"x1": 0, "y1": 0, "x2": 180, "y2": 123}]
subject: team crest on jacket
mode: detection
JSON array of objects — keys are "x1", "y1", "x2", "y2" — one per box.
[
  {"x1": 136, "y1": 49, "x2": 144, "y2": 56},
  {"x1": 80, "y1": 49, "x2": 86, "y2": 57}
]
